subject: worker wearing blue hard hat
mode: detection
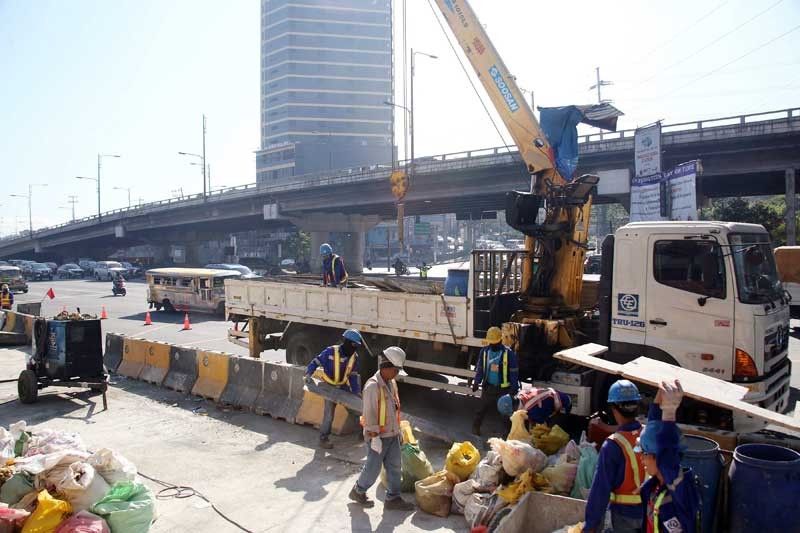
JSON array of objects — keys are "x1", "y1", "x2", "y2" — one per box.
[
  {"x1": 320, "y1": 243, "x2": 348, "y2": 288},
  {"x1": 584, "y1": 379, "x2": 645, "y2": 533},
  {"x1": 305, "y1": 328, "x2": 364, "y2": 449},
  {"x1": 472, "y1": 326, "x2": 519, "y2": 436}
]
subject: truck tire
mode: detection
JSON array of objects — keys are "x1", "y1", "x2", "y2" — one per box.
[
  {"x1": 286, "y1": 332, "x2": 319, "y2": 366},
  {"x1": 162, "y1": 300, "x2": 176, "y2": 313},
  {"x1": 18, "y1": 370, "x2": 38, "y2": 404}
]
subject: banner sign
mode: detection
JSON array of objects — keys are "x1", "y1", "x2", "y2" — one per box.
[
  {"x1": 634, "y1": 123, "x2": 662, "y2": 178},
  {"x1": 630, "y1": 160, "x2": 700, "y2": 222}
]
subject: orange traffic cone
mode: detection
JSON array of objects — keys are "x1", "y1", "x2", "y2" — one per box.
[
  {"x1": 100, "y1": 306, "x2": 108, "y2": 320},
  {"x1": 143, "y1": 311, "x2": 152, "y2": 326},
  {"x1": 182, "y1": 312, "x2": 191, "y2": 331}
]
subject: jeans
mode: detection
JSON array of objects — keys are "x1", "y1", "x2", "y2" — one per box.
[
  {"x1": 355, "y1": 436, "x2": 402, "y2": 500},
  {"x1": 320, "y1": 399, "x2": 336, "y2": 440},
  {"x1": 609, "y1": 509, "x2": 642, "y2": 533}
]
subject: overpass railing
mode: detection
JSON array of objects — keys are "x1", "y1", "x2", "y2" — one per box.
[{"x1": 1, "y1": 107, "x2": 798, "y2": 246}]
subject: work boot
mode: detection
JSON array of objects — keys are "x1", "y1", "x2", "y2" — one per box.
[
  {"x1": 384, "y1": 497, "x2": 415, "y2": 512},
  {"x1": 319, "y1": 438, "x2": 333, "y2": 449},
  {"x1": 349, "y1": 487, "x2": 374, "y2": 507}
]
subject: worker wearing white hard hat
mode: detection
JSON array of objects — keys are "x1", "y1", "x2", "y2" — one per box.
[{"x1": 349, "y1": 346, "x2": 414, "y2": 512}]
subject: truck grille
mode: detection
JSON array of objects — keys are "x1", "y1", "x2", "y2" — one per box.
[
  {"x1": 760, "y1": 358, "x2": 791, "y2": 413},
  {"x1": 763, "y1": 325, "x2": 789, "y2": 373}
]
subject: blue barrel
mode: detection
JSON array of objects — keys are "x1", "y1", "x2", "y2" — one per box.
[
  {"x1": 682, "y1": 435, "x2": 722, "y2": 533},
  {"x1": 728, "y1": 443, "x2": 800, "y2": 533},
  {"x1": 444, "y1": 269, "x2": 468, "y2": 296}
]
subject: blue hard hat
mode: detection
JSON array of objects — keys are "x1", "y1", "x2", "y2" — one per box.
[
  {"x1": 634, "y1": 421, "x2": 660, "y2": 454},
  {"x1": 497, "y1": 394, "x2": 514, "y2": 418},
  {"x1": 342, "y1": 329, "x2": 363, "y2": 345},
  {"x1": 320, "y1": 243, "x2": 333, "y2": 256},
  {"x1": 607, "y1": 379, "x2": 642, "y2": 404}
]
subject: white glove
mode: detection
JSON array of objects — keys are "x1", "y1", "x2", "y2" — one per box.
[{"x1": 657, "y1": 380, "x2": 684, "y2": 421}]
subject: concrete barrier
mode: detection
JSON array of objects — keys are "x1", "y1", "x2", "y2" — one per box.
[
  {"x1": 254, "y1": 362, "x2": 305, "y2": 423},
  {"x1": 117, "y1": 337, "x2": 146, "y2": 379},
  {"x1": 163, "y1": 346, "x2": 198, "y2": 393},
  {"x1": 295, "y1": 389, "x2": 359, "y2": 436},
  {"x1": 191, "y1": 350, "x2": 230, "y2": 401},
  {"x1": 219, "y1": 356, "x2": 263, "y2": 411},
  {"x1": 104, "y1": 333, "x2": 125, "y2": 372},
  {"x1": 138, "y1": 340, "x2": 171, "y2": 385},
  {"x1": 16, "y1": 302, "x2": 41, "y2": 316},
  {"x1": 0, "y1": 311, "x2": 32, "y2": 346}
]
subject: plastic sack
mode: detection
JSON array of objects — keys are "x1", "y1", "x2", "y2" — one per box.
[
  {"x1": 414, "y1": 470, "x2": 458, "y2": 518},
  {"x1": 24, "y1": 428, "x2": 86, "y2": 458},
  {"x1": 506, "y1": 410, "x2": 532, "y2": 442},
  {"x1": 445, "y1": 441, "x2": 480, "y2": 482},
  {"x1": 87, "y1": 449, "x2": 137, "y2": 486},
  {"x1": 399, "y1": 420, "x2": 417, "y2": 446},
  {"x1": 488, "y1": 438, "x2": 547, "y2": 477},
  {"x1": 463, "y1": 492, "x2": 492, "y2": 526},
  {"x1": 55, "y1": 511, "x2": 110, "y2": 533},
  {"x1": 553, "y1": 523, "x2": 584, "y2": 533},
  {"x1": 54, "y1": 462, "x2": 111, "y2": 512},
  {"x1": 0, "y1": 506, "x2": 30, "y2": 532},
  {"x1": 16, "y1": 450, "x2": 90, "y2": 476},
  {"x1": 0, "y1": 428, "x2": 17, "y2": 460},
  {"x1": 12, "y1": 492, "x2": 39, "y2": 512},
  {"x1": 469, "y1": 451, "x2": 504, "y2": 491},
  {"x1": 91, "y1": 481, "x2": 155, "y2": 533},
  {"x1": 380, "y1": 443, "x2": 435, "y2": 493},
  {"x1": 570, "y1": 433, "x2": 599, "y2": 500},
  {"x1": 532, "y1": 424, "x2": 570, "y2": 455},
  {"x1": 21, "y1": 491, "x2": 71, "y2": 533},
  {"x1": 496, "y1": 470, "x2": 553, "y2": 504},
  {"x1": 451, "y1": 479, "x2": 478, "y2": 515},
  {"x1": 0, "y1": 474, "x2": 34, "y2": 505},
  {"x1": 542, "y1": 458, "x2": 579, "y2": 495}
]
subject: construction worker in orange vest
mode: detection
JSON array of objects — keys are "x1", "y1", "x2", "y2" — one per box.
[
  {"x1": 584, "y1": 379, "x2": 645, "y2": 533},
  {"x1": 0, "y1": 284, "x2": 13, "y2": 310},
  {"x1": 349, "y1": 346, "x2": 415, "y2": 512},
  {"x1": 304, "y1": 329, "x2": 363, "y2": 449}
]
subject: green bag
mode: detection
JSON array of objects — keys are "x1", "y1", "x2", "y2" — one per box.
[
  {"x1": 381, "y1": 443, "x2": 435, "y2": 492},
  {"x1": 570, "y1": 444, "x2": 599, "y2": 500},
  {"x1": 91, "y1": 481, "x2": 154, "y2": 533},
  {"x1": 0, "y1": 473, "x2": 34, "y2": 505}
]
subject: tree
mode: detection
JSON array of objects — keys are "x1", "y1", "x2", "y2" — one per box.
[
  {"x1": 700, "y1": 197, "x2": 797, "y2": 245},
  {"x1": 284, "y1": 231, "x2": 311, "y2": 261}
]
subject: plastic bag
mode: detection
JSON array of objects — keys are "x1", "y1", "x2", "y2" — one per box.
[
  {"x1": 55, "y1": 511, "x2": 110, "y2": 533},
  {"x1": 507, "y1": 410, "x2": 532, "y2": 442},
  {"x1": 542, "y1": 458, "x2": 579, "y2": 495},
  {"x1": 451, "y1": 479, "x2": 478, "y2": 515},
  {"x1": 445, "y1": 441, "x2": 480, "y2": 482},
  {"x1": 54, "y1": 462, "x2": 111, "y2": 512},
  {"x1": 414, "y1": 470, "x2": 458, "y2": 518},
  {"x1": 0, "y1": 506, "x2": 30, "y2": 532},
  {"x1": 469, "y1": 451, "x2": 504, "y2": 491},
  {"x1": 87, "y1": 449, "x2": 137, "y2": 486},
  {"x1": 24, "y1": 428, "x2": 86, "y2": 457},
  {"x1": 16, "y1": 450, "x2": 90, "y2": 476},
  {"x1": 496, "y1": 470, "x2": 553, "y2": 504},
  {"x1": 91, "y1": 481, "x2": 155, "y2": 533},
  {"x1": 399, "y1": 420, "x2": 417, "y2": 446},
  {"x1": 380, "y1": 443, "x2": 435, "y2": 492},
  {"x1": 488, "y1": 438, "x2": 547, "y2": 477},
  {"x1": 463, "y1": 492, "x2": 491, "y2": 526},
  {"x1": 571, "y1": 432, "x2": 599, "y2": 500},
  {"x1": 0, "y1": 474, "x2": 34, "y2": 505},
  {"x1": 20, "y1": 491, "x2": 71, "y2": 533},
  {"x1": 532, "y1": 424, "x2": 570, "y2": 455}
]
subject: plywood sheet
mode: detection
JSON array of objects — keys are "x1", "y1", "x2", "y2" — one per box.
[{"x1": 554, "y1": 343, "x2": 622, "y2": 373}]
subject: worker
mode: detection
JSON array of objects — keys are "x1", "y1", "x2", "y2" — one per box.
[
  {"x1": 516, "y1": 387, "x2": 572, "y2": 428},
  {"x1": 0, "y1": 284, "x2": 13, "y2": 310},
  {"x1": 584, "y1": 380, "x2": 645, "y2": 533},
  {"x1": 304, "y1": 329, "x2": 363, "y2": 449},
  {"x1": 471, "y1": 326, "x2": 520, "y2": 436},
  {"x1": 349, "y1": 346, "x2": 415, "y2": 511},
  {"x1": 418, "y1": 262, "x2": 431, "y2": 279},
  {"x1": 320, "y1": 243, "x2": 348, "y2": 287},
  {"x1": 638, "y1": 380, "x2": 700, "y2": 533}
]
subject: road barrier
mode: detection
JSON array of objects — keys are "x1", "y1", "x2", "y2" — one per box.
[
  {"x1": 0, "y1": 311, "x2": 32, "y2": 346},
  {"x1": 254, "y1": 362, "x2": 306, "y2": 423},
  {"x1": 104, "y1": 333, "x2": 125, "y2": 372},
  {"x1": 117, "y1": 337, "x2": 147, "y2": 379},
  {"x1": 219, "y1": 356, "x2": 263, "y2": 411},
  {"x1": 296, "y1": 389, "x2": 358, "y2": 435},
  {"x1": 163, "y1": 346, "x2": 198, "y2": 393},
  {"x1": 192, "y1": 350, "x2": 230, "y2": 401},
  {"x1": 138, "y1": 340, "x2": 171, "y2": 385}
]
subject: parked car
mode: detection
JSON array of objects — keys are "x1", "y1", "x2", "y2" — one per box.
[
  {"x1": 30, "y1": 263, "x2": 53, "y2": 281},
  {"x1": 0, "y1": 261, "x2": 8, "y2": 267},
  {"x1": 78, "y1": 259, "x2": 96, "y2": 276},
  {"x1": 204, "y1": 263, "x2": 261, "y2": 279},
  {"x1": 19, "y1": 261, "x2": 36, "y2": 279},
  {"x1": 94, "y1": 261, "x2": 128, "y2": 281},
  {"x1": 0, "y1": 266, "x2": 28, "y2": 293},
  {"x1": 44, "y1": 262, "x2": 58, "y2": 273},
  {"x1": 120, "y1": 261, "x2": 142, "y2": 278},
  {"x1": 57, "y1": 263, "x2": 84, "y2": 279}
]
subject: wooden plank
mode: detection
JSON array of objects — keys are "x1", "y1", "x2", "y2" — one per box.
[
  {"x1": 554, "y1": 343, "x2": 620, "y2": 373},
  {"x1": 402, "y1": 359, "x2": 475, "y2": 379},
  {"x1": 397, "y1": 374, "x2": 478, "y2": 396}
]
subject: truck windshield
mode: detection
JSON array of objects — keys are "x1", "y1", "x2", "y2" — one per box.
[{"x1": 729, "y1": 233, "x2": 782, "y2": 304}]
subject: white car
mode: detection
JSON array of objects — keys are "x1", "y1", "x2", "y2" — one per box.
[{"x1": 94, "y1": 261, "x2": 127, "y2": 281}]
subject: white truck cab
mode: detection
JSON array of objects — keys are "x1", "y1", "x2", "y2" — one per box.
[{"x1": 605, "y1": 221, "x2": 791, "y2": 415}]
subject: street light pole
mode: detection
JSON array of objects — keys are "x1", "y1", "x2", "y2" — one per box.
[
  {"x1": 10, "y1": 183, "x2": 47, "y2": 237},
  {"x1": 202, "y1": 114, "x2": 207, "y2": 197},
  {"x1": 410, "y1": 49, "x2": 437, "y2": 183},
  {"x1": 95, "y1": 153, "x2": 121, "y2": 220}
]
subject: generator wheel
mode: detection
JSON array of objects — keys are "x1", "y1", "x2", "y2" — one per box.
[{"x1": 18, "y1": 370, "x2": 38, "y2": 404}]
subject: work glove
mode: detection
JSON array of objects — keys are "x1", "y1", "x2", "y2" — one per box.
[
  {"x1": 303, "y1": 375, "x2": 313, "y2": 386},
  {"x1": 656, "y1": 379, "x2": 683, "y2": 421},
  {"x1": 471, "y1": 381, "x2": 479, "y2": 393}
]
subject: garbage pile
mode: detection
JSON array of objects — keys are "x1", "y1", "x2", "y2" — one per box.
[
  {"x1": 0, "y1": 421, "x2": 154, "y2": 533},
  {"x1": 51, "y1": 311, "x2": 96, "y2": 321}
]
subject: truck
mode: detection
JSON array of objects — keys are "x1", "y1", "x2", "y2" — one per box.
[{"x1": 774, "y1": 246, "x2": 800, "y2": 318}]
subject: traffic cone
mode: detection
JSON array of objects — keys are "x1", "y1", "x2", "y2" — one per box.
[
  {"x1": 100, "y1": 306, "x2": 108, "y2": 320},
  {"x1": 182, "y1": 312, "x2": 191, "y2": 331},
  {"x1": 143, "y1": 311, "x2": 152, "y2": 326}
]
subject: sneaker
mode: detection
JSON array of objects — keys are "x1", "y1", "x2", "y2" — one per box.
[
  {"x1": 319, "y1": 439, "x2": 333, "y2": 449},
  {"x1": 348, "y1": 487, "x2": 374, "y2": 507},
  {"x1": 384, "y1": 497, "x2": 415, "y2": 512}
]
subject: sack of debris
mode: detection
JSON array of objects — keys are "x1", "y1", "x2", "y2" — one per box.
[
  {"x1": 380, "y1": 442, "x2": 435, "y2": 492},
  {"x1": 496, "y1": 470, "x2": 553, "y2": 504},
  {"x1": 52, "y1": 462, "x2": 110, "y2": 512},
  {"x1": 445, "y1": 441, "x2": 481, "y2": 482},
  {"x1": 531, "y1": 423, "x2": 570, "y2": 455},
  {"x1": 469, "y1": 450, "x2": 504, "y2": 491},
  {"x1": 91, "y1": 481, "x2": 155, "y2": 533},
  {"x1": 87, "y1": 449, "x2": 138, "y2": 486},
  {"x1": 20, "y1": 490, "x2": 71, "y2": 533},
  {"x1": 570, "y1": 432, "x2": 599, "y2": 500},
  {"x1": 54, "y1": 511, "x2": 110, "y2": 533},
  {"x1": 488, "y1": 438, "x2": 547, "y2": 477},
  {"x1": 414, "y1": 470, "x2": 459, "y2": 518},
  {"x1": 506, "y1": 410, "x2": 533, "y2": 442}
]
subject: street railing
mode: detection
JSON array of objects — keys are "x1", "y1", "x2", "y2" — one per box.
[{"x1": 1, "y1": 107, "x2": 798, "y2": 245}]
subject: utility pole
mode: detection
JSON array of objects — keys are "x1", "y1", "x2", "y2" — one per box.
[
  {"x1": 67, "y1": 195, "x2": 78, "y2": 221},
  {"x1": 589, "y1": 67, "x2": 613, "y2": 104},
  {"x1": 202, "y1": 114, "x2": 207, "y2": 198}
]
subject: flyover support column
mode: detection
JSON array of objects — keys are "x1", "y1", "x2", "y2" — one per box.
[
  {"x1": 309, "y1": 231, "x2": 328, "y2": 274},
  {"x1": 289, "y1": 213, "x2": 381, "y2": 275},
  {"x1": 787, "y1": 168, "x2": 796, "y2": 246}
]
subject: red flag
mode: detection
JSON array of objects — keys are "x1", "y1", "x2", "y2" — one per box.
[{"x1": 46, "y1": 288, "x2": 55, "y2": 300}]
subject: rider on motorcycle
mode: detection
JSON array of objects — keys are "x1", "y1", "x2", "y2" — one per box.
[{"x1": 113, "y1": 272, "x2": 125, "y2": 288}]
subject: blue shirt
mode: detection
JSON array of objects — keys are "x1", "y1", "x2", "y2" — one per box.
[
  {"x1": 305, "y1": 345, "x2": 361, "y2": 395},
  {"x1": 485, "y1": 348, "x2": 504, "y2": 386},
  {"x1": 473, "y1": 345, "x2": 519, "y2": 394},
  {"x1": 322, "y1": 254, "x2": 348, "y2": 287}
]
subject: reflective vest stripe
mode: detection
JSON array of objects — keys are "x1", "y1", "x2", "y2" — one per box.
[
  {"x1": 329, "y1": 255, "x2": 347, "y2": 285},
  {"x1": 361, "y1": 379, "x2": 400, "y2": 434},
  {"x1": 319, "y1": 346, "x2": 356, "y2": 387},
  {"x1": 609, "y1": 432, "x2": 643, "y2": 505},
  {"x1": 652, "y1": 489, "x2": 668, "y2": 533},
  {"x1": 482, "y1": 349, "x2": 510, "y2": 388},
  {"x1": 0, "y1": 294, "x2": 11, "y2": 308}
]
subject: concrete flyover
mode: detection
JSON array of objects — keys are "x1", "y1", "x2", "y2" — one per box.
[{"x1": 0, "y1": 107, "x2": 798, "y2": 260}]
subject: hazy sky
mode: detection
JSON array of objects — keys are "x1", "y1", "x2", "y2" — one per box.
[{"x1": 1, "y1": 0, "x2": 798, "y2": 234}]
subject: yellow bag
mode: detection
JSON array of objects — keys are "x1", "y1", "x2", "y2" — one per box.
[
  {"x1": 496, "y1": 470, "x2": 553, "y2": 504},
  {"x1": 532, "y1": 424, "x2": 570, "y2": 455},
  {"x1": 21, "y1": 490, "x2": 72, "y2": 533},
  {"x1": 507, "y1": 410, "x2": 532, "y2": 442},
  {"x1": 400, "y1": 420, "x2": 417, "y2": 446},
  {"x1": 445, "y1": 441, "x2": 481, "y2": 482}
]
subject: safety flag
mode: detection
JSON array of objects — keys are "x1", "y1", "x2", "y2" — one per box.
[{"x1": 45, "y1": 288, "x2": 55, "y2": 300}]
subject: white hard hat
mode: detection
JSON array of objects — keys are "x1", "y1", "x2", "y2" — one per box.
[{"x1": 382, "y1": 346, "x2": 406, "y2": 369}]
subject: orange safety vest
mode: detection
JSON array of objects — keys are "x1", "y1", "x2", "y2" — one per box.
[
  {"x1": 0, "y1": 292, "x2": 12, "y2": 309},
  {"x1": 315, "y1": 345, "x2": 357, "y2": 387},
  {"x1": 608, "y1": 428, "x2": 645, "y2": 505},
  {"x1": 360, "y1": 377, "x2": 401, "y2": 434}
]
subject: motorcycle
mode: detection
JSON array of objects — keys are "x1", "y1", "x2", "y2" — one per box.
[{"x1": 112, "y1": 279, "x2": 126, "y2": 296}]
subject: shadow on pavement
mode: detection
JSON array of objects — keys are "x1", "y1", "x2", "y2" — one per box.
[
  {"x1": 0, "y1": 389, "x2": 106, "y2": 427},
  {"x1": 118, "y1": 311, "x2": 224, "y2": 325}
]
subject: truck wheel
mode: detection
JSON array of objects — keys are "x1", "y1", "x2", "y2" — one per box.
[
  {"x1": 18, "y1": 370, "x2": 38, "y2": 404},
  {"x1": 162, "y1": 300, "x2": 176, "y2": 313},
  {"x1": 286, "y1": 333, "x2": 319, "y2": 366}
]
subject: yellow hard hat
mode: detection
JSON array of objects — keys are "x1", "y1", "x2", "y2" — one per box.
[{"x1": 484, "y1": 326, "x2": 502, "y2": 345}]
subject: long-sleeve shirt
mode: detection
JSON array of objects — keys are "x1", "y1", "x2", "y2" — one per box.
[
  {"x1": 639, "y1": 404, "x2": 700, "y2": 533},
  {"x1": 584, "y1": 420, "x2": 643, "y2": 530},
  {"x1": 305, "y1": 345, "x2": 361, "y2": 395},
  {"x1": 473, "y1": 345, "x2": 519, "y2": 394},
  {"x1": 0, "y1": 291, "x2": 13, "y2": 309},
  {"x1": 361, "y1": 371, "x2": 400, "y2": 438},
  {"x1": 322, "y1": 254, "x2": 348, "y2": 287}
]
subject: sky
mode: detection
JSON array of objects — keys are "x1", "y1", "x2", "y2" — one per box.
[{"x1": 1, "y1": 0, "x2": 798, "y2": 235}]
